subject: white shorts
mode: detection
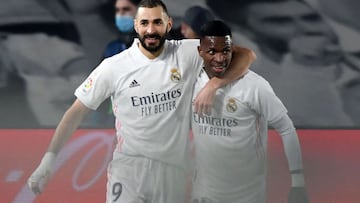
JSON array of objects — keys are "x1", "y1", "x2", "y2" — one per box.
[
  {"x1": 191, "y1": 172, "x2": 266, "y2": 203},
  {"x1": 106, "y1": 153, "x2": 186, "y2": 203},
  {"x1": 191, "y1": 192, "x2": 265, "y2": 203}
]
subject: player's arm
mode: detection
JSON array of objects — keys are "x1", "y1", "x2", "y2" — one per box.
[
  {"x1": 193, "y1": 46, "x2": 256, "y2": 115},
  {"x1": 27, "y1": 99, "x2": 91, "y2": 195},
  {"x1": 270, "y1": 115, "x2": 309, "y2": 203}
]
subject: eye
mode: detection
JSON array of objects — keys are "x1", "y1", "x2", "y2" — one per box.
[
  {"x1": 140, "y1": 20, "x2": 148, "y2": 26},
  {"x1": 207, "y1": 50, "x2": 215, "y2": 55},
  {"x1": 223, "y1": 49, "x2": 230, "y2": 54},
  {"x1": 122, "y1": 7, "x2": 131, "y2": 12},
  {"x1": 154, "y1": 19, "x2": 163, "y2": 25}
]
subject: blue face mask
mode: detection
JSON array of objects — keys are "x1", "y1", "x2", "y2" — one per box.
[{"x1": 115, "y1": 15, "x2": 134, "y2": 33}]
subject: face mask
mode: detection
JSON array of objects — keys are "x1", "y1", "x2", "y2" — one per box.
[{"x1": 115, "y1": 15, "x2": 134, "y2": 33}]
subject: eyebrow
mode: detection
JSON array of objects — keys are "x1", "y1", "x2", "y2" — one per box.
[{"x1": 139, "y1": 18, "x2": 163, "y2": 23}]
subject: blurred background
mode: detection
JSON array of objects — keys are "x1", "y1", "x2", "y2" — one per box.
[
  {"x1": 1, "y1": 1, "x2": 360, "y2": 203},
  {"x1": 0, "y1": 0, "x2": 359, "y2": 129}
]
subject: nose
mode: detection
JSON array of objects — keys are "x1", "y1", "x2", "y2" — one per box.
[
  {"x1": 146, "y1": 23, "x2": 156, "y2": 34},
  {"x1": 117, "y1": 7, "x2": 127, "y2": 16},
  {"x1": 214, "y1": 52, "x2": 225, "y2": 62},
  {"x1": 118, "y1": 10, "x2": 125, "y2": 15}
]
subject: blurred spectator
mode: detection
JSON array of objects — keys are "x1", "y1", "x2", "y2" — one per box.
[
  {"x1": 313, "y1": 0, "x2": 360, "y2": 32},
  {"x1": 0, "y1": 34, "x2": 39, "y2": 127},
  {"x1": 1, "y1": 0, "x2": 357, "y2": 128},
  {"x1": 60, "y1": 0, "x2": 118, "y2": 69},
  {"x1": 206, "y1": 0, "x2": 354, "y2": 128},
  {"x1": 206, "y1": 0, "x2": 330, "y2": 88},
  {"x1": 162, "y1": 0, "x2": 207, "y2": 17},
  {"x1": 0, "y1": 0, "x2": 110, "y2": 128},
  {"x1": 180, "y1": 5, "x2": 214, "y2": 39},
  {"x1": 305, "y1": 0, "x2": 360, "y2": 125},
  {"x1": 277, "y1": 10, "x2": 354, "y2": 127},
  {"x1": 97, "y1": 0, "x2": 143, "y2": 127},
  {"x1": 305, "y1": 0, "x2": 360, "y2": 57},
  {"x1": 2, "y1": 33, "x2": 92, "y2": 127},
  {"x1": 103, "y1": 0, "x2": 140, "y2": 58}
]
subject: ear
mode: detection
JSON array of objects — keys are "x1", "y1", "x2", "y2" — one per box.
[
  {"x1": 134, "y1": 19, "x2": 139, "y2": 33},
  {"x1": 180, "y1": 22, "x2": 187, "y2": 35},
  {"x1": 166, "y1": 17, "x2": 173, "y2": 33},
  {"x1": 197, "y1": 45, "x2": 203, "y2": 57}
]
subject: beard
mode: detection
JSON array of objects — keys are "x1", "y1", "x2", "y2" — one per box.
[{"x1": 138, "y1": 29, "x2": 168, "y2": 53}]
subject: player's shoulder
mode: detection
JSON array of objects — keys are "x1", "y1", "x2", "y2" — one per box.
[
  {"x1": 242, "y1": 70, "x2": 267, "y2": 83},
  {"x1": 101, "y1": 52, "x2": 124, "y2": 68},
  {"x1": 237, "y1": 70, "x2": 273, "y2": 90},
  {"x1": 95, "y1": 49, "x2": 132, "y2": 75},
  {"x1": 166, "y1": 39, "x2": 199, "y2": 50},
  {"x1": 167, "y1": 39, "x2": 199, "y2": 45}
]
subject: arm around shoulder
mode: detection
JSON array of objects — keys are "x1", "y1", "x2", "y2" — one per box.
[
  {"x1": 231, "y1": 46, "x2": 257, "y2": 73},
  {"x1": 193, "y1": 47, "x2": 256, "y2": 115}
]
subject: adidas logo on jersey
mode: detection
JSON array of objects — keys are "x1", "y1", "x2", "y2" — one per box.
[{"x1": 129, "y1": 80, "x2": 140, "y2": 88}]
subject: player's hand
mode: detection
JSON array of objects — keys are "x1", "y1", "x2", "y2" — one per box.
[
  {"x1": 193, "y1": 81, "x2": 217, "y2": 116},
  {"x1": 27, "y1": 152, "x2": 56, "y2": 195},
  {"x1": 288, "y1": 186, "x2": 309, "y2": 203}
]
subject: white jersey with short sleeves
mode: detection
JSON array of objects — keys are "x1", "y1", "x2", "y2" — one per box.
[
  {"x1": 191, "y1": 70, "x2": 287, "y2": 202},
  {"x1": 75, "y1": 39, "x2": 202, "y2": 168}
]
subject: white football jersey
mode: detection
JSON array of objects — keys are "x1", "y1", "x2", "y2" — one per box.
[
  {"x1": 75, "y1": 39, "x2": 202, "y2": 167},
  {"x1": 191, "y1": 70, "x2": 287, "y2": 201}
]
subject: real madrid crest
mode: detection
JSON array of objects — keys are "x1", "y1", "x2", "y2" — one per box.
[
  {"x1": 170, "y1": 68, "x2": 181, "y2": 82},
  {"x1": 226, "y1": 98, "x2": 237, "y2": 113}
]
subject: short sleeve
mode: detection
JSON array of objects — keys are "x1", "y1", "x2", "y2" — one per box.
[{"x1": 75, "y1": 59, "x2": 114, "y2": 110}]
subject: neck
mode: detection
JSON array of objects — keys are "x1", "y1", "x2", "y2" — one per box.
[{"x1": 202, "y1": 67, "x2": 214, "y2": 79}]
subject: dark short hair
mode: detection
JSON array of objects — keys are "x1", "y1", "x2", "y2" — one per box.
[
  {"x1": 129, "y1": 0, "x2": 142, "y2": 6},
  {"x1": 137, "y1": 0, "x2": 169, "y2": 17},
  {"x1": 183, "y1": 6, "x2": 215, "y2": 35},
  {"x1": 112, "y1": 0, "x2": 142, "y2": 6},
  {"x1": 199, "y1": 20, "x2": 232, "y2": 40}
]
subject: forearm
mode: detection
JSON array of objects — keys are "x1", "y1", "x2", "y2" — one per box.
[
  {"x1": 271, "y1": 115, "x2": 305, "y2": 186},
  {"x1": 208, "y1": 46, "x2": 256, "y2": 89},
  {"x1": 47, "y1": 99, "x2": 90, "y2": 154},
  {"x1": 282, "y1": 130, "x2": 305, "y2": 187}
]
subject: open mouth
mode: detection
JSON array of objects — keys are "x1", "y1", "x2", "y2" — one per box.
[
  {"x1": 144, "y1": 34, "x2": 161, "y2": 43},
  {"x1": 145, "y1": 38, "x2": 159, "y2": 44},
  {"x1": 212, "y1": 65, "x2": 226, "y2": 73}
]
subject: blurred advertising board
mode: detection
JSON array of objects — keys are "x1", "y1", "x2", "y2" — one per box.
[{"x1": 1, "y1": 129, "x2": 360, "y2": 203}]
